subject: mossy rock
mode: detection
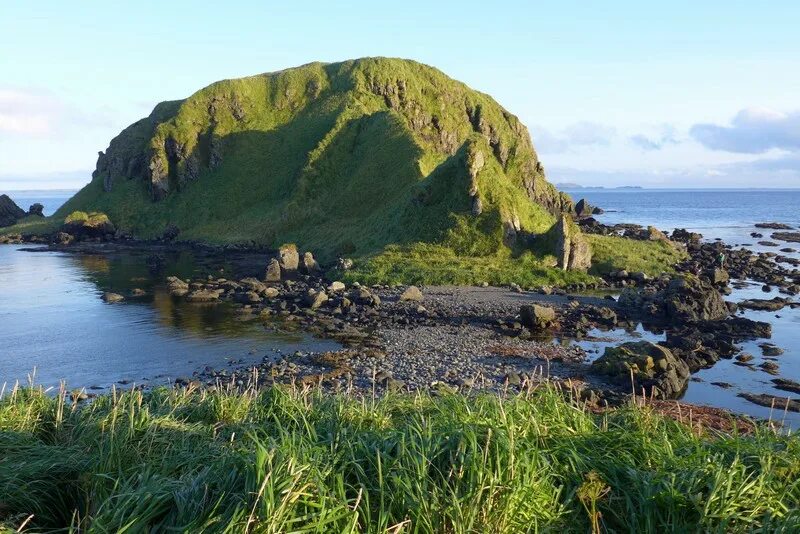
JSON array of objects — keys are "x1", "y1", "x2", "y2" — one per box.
[{"x1": 591, "y1": 341, "x2": 690, "y2": 399}]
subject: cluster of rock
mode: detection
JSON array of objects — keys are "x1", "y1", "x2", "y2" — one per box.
[{"x1": 0, "y1": 194, "x2": 45, "y2": 227}]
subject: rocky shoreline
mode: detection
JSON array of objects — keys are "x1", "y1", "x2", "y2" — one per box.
[{"x1": 4, "y1": 216, "x2": 799, "y2": 420}]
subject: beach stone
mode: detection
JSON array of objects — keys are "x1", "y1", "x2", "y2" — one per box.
[
  {"x1": 304, "y1": 289, "x2": 328, "y2": 309},
  {"x1": 328, "y1": 281, "x2": 346, "y2": 292},
  {"x1": 519, "y1": 304, "x2": 556, "y2": 330},
  {"x1": 591, "y1": 341, "x2": 690, "y2": 399},
  {"x1": 186, "y1": 289, "x2": 223, "y2": 302},
  {"x1": 399, "y1": 286, "x2": 424, "y2": 302},
  {"x1": 265, "y1": 259, "x2": 281, "y2": 282}
]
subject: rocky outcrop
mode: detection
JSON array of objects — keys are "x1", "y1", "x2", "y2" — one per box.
[
  {"x1": 278, "y1": 245, "x2": 299, "y2": 272},
  {"x1": 0, "y1": 195, "x2": 26, "y2": 227},
  {"x1": 591, "y1": 341, "x2": 690, "y2": 399},
  {"x1": 28, "y1": 203, "x2": 44, "y2": 217},
  {"x1": 552, "y1": 215, "x2": 591, "y2": 271},
  {"x1": 618, "y1": 274, "x2": 728, "y2": 323},
  {"x1": 62, "y1": 211, "x2": 116, "y2": 238},
  {"x1": 299, "y1": 252, "x2": 320, "y2": 274}
]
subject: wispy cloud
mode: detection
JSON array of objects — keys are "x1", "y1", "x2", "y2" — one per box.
[
  {"x1": 629, "y1": 125, "x2": 679, "y2": 151},
  {"x1": 532, "y1": 122, "x2": 616, "y2": 153},
  {"x1": 0, "y1": 87, "x2": 113, "y2": 137},
  {"x1": 0, "y1": 89, "x2": 59, "y2": 135},
  {"x1": 690, "y1": 107, "x2": 800, "y2": 154}
]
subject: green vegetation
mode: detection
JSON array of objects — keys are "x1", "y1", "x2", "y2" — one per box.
[
  {"x1": 587, "y1": 235, "x2": 686, "y2": 277},
  {"x1": 45, "y1": 58, "x2": 571, "y2": 260},
  {"x1": 1, "y1": 384, "x2": 798, "y2": 532},
  {"x1": 0, "y1": 58, "x2": 684, "y2": 285},
  {"x1": 63, "y1": 211, "x2": 111, "y2": 227},
  {"x1": 339, "y1": 242, "x2": 595, "y2": 287}
]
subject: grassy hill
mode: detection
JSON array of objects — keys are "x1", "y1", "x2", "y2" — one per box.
[
  {"x1": 56, "y1": 58, "x2": 572, "y2": 258},
  {"x1": 4, "y1": 58, "x2": 684, "y2": 283}
]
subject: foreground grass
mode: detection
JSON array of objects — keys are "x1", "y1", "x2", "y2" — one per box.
[{"x1": 1, "y1": 385, "x2": 798, "y2": 532}]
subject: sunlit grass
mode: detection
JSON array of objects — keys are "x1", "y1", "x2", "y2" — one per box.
[{"x1": 1, "y1": 382, "x2": 798, "y2": 532}]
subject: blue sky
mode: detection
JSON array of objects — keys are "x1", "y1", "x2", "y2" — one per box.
[{"x1": 1, "y1": 0, "x2": 799, "y2": 189}]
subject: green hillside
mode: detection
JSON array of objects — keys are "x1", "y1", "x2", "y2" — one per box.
[{"x1": 56, "y1": 58, "x2": 573, "y2": 260}]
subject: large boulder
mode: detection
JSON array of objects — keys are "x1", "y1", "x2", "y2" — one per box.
[
  {"x1": 278, "y1": 244, "x2": 299, "y2": 272},
  {"x1": 553, "y1": 215, "x2": 592, "y2": 271},
  {"x1": 299, "y1": 251, "x2": 320, "y2": 274},
  {"x1": 574, "y1": 198, "x2": 595, "y2": 218},
  {"x1": 591, "y1": 341, "x2": 690, "y2": 399},
  {"x1": 0, "y1": 194, "x2": 26, "y2": 227},
  {"x1": 264, "y1": 259, "x2": 282, "y2": 282},
  {"x1": 62, "y1": 211, "x2": 116, "y2": 238},
  {"x1": 519, "y1": 304, "x2": 556, "y2": 330},
  {"x1": 28, "y1": 203, "x2": 44, "y2": 217}
]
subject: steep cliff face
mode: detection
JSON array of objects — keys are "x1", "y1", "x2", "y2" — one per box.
[{"x1": 61, "y1": 58, "x2": 574, "y2": 259}]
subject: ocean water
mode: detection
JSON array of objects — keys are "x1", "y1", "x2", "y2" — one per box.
[{"x1": 565, "y1": 189, "x2": 800, "y2": 427}]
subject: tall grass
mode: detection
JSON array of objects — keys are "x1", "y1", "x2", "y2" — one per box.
[{"x1": 1, "y1": 383, "x2": 798, "y2": 532}]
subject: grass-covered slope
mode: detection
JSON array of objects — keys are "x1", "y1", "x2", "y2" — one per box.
[
  {"x1": 1, "y1": 385, "x2": 798, "y2": 532},
  {"x1": 57, "y1": 58, "x2": 572, "y2": 260}
]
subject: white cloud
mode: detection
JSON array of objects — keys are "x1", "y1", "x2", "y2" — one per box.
[
  {"x1": 690, "y1": 107, "x2": 800, "y2": 154},
  {"x1": 0, "y1": 89, "x2": 61, "y2": 135},
  {"x1": 532, "y1": 122, "x2": 616, "y2": 154}
]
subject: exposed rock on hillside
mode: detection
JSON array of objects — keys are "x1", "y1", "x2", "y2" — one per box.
[
  {"x1": 552, "y1": 215, "x2": 592, "y2": 271},
  {"x1": 0, "y1": 195, "x2": 26, "y2": 227}
]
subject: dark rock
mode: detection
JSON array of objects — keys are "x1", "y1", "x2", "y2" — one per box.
[
  {"x1": 738, "y1": 297, "x2": 790, "y2": 311},
  {"x1": 771, "y1": 232, "x2": 800, "y2": 243},
  {"x1": 755, "y1": 222, "x2": 793, "y2": 230},
  {"x1": 28, "y1": 203, "x2": 44, "y2": 217},
  {"x1": 591, "y1": 341, "x2": 690, "y2": 399},
  {"x1": 0, "y1": 194, "x2": 26, "y2": 227},
  {"x1": 265, "y1": 259, "x2": 282, "y2": 282},
  {"x1": 738, "y1": 392, "x2": 800, "y2": 412},
  {"x1": 772, "y1": 379, "x2": 800, "y2": 395}
]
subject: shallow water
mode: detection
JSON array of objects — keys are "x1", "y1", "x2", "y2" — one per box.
[{"x1": 0, "y1": 245, "x2": 338, "y2": 391}]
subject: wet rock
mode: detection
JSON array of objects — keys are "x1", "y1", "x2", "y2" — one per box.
[
  {"x1": 102, "y1": 292, "x2": 125, "y2": 303},
  {"x1": 771, "y1": 232, "x2": 800, "y2": 243},
  {"x1": 755, "y1": 222, "x2": 792, "y2": 230},
  {"x1": 759, "y1": 343, "x2": 784, "y2": 356},
  {"x1": 772, "y1": 379, "x2": 800, "y2": 395},
  {"x1": 739, "y1": 297, "x2": 790, "y2": 311},
  {"x1": 399, "y1": 286, "x2": 424, "y2": 302},
  {"x1": 54, "y1": 232, "x2": 74, "y2": 245},
  {"x1": 735, "y1": 353, "x2": 754, "y2": 363},
  {"x1": 591, "y1": 341, "x2": 690, "y2": 399},
  {"x1": 186, "y1": 289, "x2": 223, "y2": 302},
  {"x1": 519, "y1": 304, "x2": 556, "y2": 330},
  {"x1": 758, "y1": 361, "x2": 780, "y2": 375},
  {"x1": 738, "y1": 392, "x2": 800, "y2": 412}
]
